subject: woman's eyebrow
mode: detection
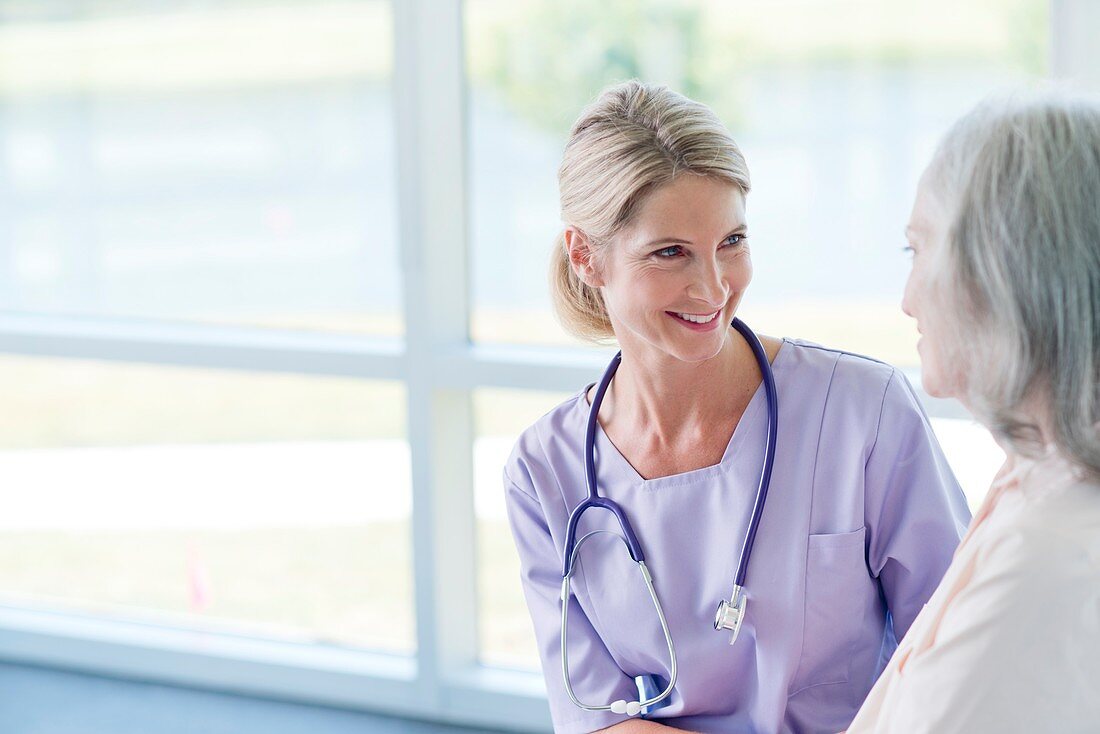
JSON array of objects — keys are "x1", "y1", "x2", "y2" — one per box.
[
  {"x1": 642, "y1": 236, "x2": 691, "y2": 248},
  {"x1": 641, "y1": 225, "x2": 747, "y2": 249}
]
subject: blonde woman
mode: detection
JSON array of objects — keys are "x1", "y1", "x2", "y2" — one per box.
[
  {"x1": 503, "y1": 81, "x2": 970, "y2": 734},
  {"x1": 847, "y1": 95, "x2": 1100, "y2": 732}
]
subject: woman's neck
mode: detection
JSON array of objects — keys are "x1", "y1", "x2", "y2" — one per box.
[{"x1": 607, "y1": 332, "x2": 764, "y2": 445}]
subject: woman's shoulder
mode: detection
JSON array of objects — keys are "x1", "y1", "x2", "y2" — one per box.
[
  {"x1": 1009, "y1": 458, "x2": 1100, "y2": 557},
  {"x1": 774, "y1": 338, "x2": 938, "y2": 461},
  {"x1": 777, "y1": 336, "x2": 902, "y2": 403},
  {"x1": 972, "y1": 476, "x2": 1100, "y2": 619},
  {"x1": 502, "y1": 390, "x2": 587, "y2": 497},
  {"x1": 779, "y1": 335, "x2": 895, "y2": 372}
]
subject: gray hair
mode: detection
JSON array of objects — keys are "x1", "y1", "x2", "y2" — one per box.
[
  {"x1": 926, "y1": 91, "x2": 1100, "y2": 478},
  {"x1": 550, "y1": 80, "x2": 751, "y2": 341}
]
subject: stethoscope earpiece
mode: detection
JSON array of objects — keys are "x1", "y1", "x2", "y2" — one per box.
[{"x1": 610, "y1": 700, "x2": 643, "y2": 716}]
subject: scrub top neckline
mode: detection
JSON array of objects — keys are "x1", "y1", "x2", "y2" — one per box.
[{"x1": 580, "y1": 337, "x2": 790, "y2": 489}]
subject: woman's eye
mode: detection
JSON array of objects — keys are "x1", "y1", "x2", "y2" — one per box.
[
  {"x1": 723, "y1": 234, "x2": 745, "y2": 247},
  {"x1": 902, "y1": 244, "x2": 915, "y2": 257},
  {"x1": 654, "y1": 245, "x2": 683, "y2": 258}
]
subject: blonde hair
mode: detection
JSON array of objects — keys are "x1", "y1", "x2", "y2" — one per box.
[
  {"x1": 550, "y1": 80, "x2": 751, "y2": 341},
  {"x1": 926, "y1": 92, "x2": 1100, "y2": 477}
]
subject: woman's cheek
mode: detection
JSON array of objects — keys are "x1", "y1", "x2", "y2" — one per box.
[{"x1": 729, "y1": 254, "x2": 753, "y2": 292}]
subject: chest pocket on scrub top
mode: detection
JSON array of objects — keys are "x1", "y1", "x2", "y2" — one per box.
[{"x1": 789, "y1": 526, "x2": 869, "y2": 693}]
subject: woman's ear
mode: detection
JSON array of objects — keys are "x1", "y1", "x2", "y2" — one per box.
[{"x1": 564, "y1": 227, "x2": 605, "y2": 287}]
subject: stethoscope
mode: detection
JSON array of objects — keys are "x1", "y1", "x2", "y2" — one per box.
[{"x1": 559, "y1": 318, "x2": 778, "y2": 717}]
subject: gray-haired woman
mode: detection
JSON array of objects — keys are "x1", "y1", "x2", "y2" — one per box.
[{"x1": 847, "y1": 93, "x2": 1100, "y2": 732}]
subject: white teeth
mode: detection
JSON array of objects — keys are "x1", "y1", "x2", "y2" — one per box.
[{"x1": 674, "y1": 311, "x2": 719, "y2": 324}]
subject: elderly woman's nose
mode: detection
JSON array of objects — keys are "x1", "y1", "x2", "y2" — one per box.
[
  {"x1": 901, "y1": 280, "x2": 915, "y2": 319},
  {"x1": 901, "y1": 268, "x2": 923, "y2": 321}
]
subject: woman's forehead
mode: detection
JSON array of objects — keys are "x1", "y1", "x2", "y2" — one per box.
[
  {"x1": 908, "y1": 180, "x2": 949, "y2": 238},
  {"x1": 629, "y1": 176, "x2": 746, "y2": 236}
]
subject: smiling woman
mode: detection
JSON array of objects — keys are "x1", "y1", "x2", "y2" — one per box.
[
  {"x1": 569, "y1": 176, "x2": 752, "y2": 361},
  {"x1": 502, "y1": 81, "x2": 972, "y2": 734},
  {"x1": 550, "y1": 84, "x2": 751, "y2": 347}
]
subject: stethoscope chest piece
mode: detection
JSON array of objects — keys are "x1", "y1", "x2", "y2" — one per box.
[{"x1": 714, "y1": 584, "x2": 747, "y2": 645}]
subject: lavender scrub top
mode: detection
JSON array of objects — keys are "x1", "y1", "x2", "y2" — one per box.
[{"x1": 502, "y1": 339, "x2": 971, "y2": 734}]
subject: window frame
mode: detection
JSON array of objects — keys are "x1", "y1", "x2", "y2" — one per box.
[{"x1": 0, "y1": 1, "x2": 1090, "y2": 731}]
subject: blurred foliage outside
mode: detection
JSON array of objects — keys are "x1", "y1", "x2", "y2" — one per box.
[
  {"x1": 466, "y1": 0, "x2": 1047, "y2": 136},
  {"x1": 0, "y1": 1, "x2": 1047, "y2": 126}
]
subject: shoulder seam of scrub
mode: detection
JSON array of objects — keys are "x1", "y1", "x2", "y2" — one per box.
[
  {"x1": 864, "y1": 368, "x2": 900, "y2": 470},
  {"x1": 787, "y1": 339, "x2": 893, "y2": 368},
  {"x1": 533, "y1": 412, "x2": 571, "y2": 515},
  {"x1": 507, "y1": 392, "x2": 587, "y2": 506},
  {"x1": 502, "y1": 467, "x2": 539, "y2": 504}
]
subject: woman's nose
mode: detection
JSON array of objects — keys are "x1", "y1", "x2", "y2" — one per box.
[{"x1": 689, "y1": 258, "x2": 729, "y2": 305}]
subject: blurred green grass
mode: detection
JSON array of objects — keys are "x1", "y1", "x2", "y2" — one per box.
[
  {"x1": 0, "y1": 352, "x2": 406, "y2": 448},
  {"x1": 0, "y1": 519, "x2": 539, "y2": 668},
  {"x1": 0, "y1": 523, "x2": 414, "y2": 650}
]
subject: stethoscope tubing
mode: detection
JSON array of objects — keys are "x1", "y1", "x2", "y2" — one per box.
[
  {"x1": 729, "y1": 318, "x2": 779, "y2": 586},
  {"x1": 558, "y1": 317, "x2": 778, "y2": 714}
]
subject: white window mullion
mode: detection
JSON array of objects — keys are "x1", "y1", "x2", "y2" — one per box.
[
  {"x1": 393, "y1": 0, "x2": 478, "y2": 719},
  {"x1": 0, "y1": 313, "x2": 403, "y2": 379}
]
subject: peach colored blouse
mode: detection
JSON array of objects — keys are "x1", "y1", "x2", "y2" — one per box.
[{"x1": 846, "y1": 448, "x2": 1100, "y2": 733}]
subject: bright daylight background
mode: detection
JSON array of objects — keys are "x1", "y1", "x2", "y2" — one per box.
[{"x1": 0, "y1": 0, "x2": 1041, "y2": 683}]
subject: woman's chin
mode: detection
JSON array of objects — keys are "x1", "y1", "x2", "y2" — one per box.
[
  {"x1": 919, "y1": 370, "x2": 959, "y2": 400},
  {"x1": 917, "y1": 345, "x2": 962, "y2": 399},
  {"x1": 667, "y1": 335, "x2": 726, "y2": 364}
]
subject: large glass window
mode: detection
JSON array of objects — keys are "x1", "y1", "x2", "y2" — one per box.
[
  {"x1": 466, "y1": 0, "x2": 1047, "y2": 365},
  {"x1": 0, "y1": 0, "x2": 1072, "y2": 728},
  {"x1": 930, "y1": 417, "x2": 1006, "y2": 511},
  {"x1": 0, "y1": 355, "x2": 413, "y2": 653},
  {"x1": 0, "y1": 1, "x2": 400, "y2": 336}
]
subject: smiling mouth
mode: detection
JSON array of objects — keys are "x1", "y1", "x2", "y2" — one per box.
[{"x1": 670, "y1": 310, "x2": 720, "y2": 324}]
